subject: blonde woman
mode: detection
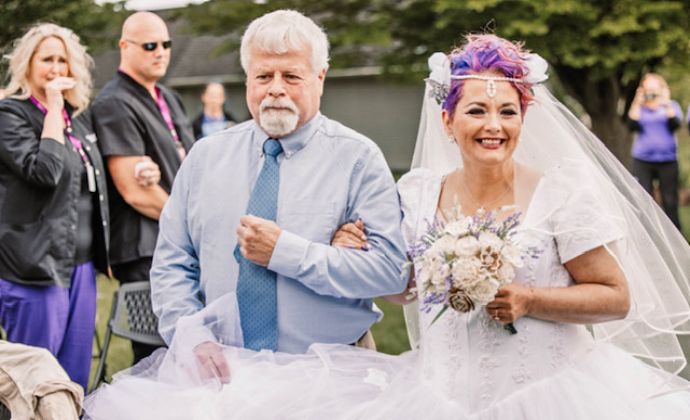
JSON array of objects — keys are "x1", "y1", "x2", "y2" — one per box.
[{"x1": 0, "y1": 23, "x2": 108, "y2": 391}]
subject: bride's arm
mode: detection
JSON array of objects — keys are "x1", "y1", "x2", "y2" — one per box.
[{"x1": 487, "y1": 246, "x2": 630, "y2": 324}]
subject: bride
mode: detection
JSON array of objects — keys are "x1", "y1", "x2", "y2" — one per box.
[{"x1": 84, "y1": 35, "x2": 690, "y2": 419}]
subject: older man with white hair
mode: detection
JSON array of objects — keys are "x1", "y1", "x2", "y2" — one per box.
[{"x1": 150, "y1": 9, "x2": 406, "y2": 379}]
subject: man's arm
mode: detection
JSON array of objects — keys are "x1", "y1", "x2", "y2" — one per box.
[
  {"x1": 149, "y1": 152, "x2": 205, "y2": 345},
  {"x1": 243, "y1": 148, "x2": 408, "y2": 299},
  {"x1": 107, "y1": 155, "x2": 168, "y2": 220}
]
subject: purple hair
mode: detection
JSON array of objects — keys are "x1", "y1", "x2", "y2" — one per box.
[{"x1": 443, "y1": 34, "x2": 534, "y2": 117}]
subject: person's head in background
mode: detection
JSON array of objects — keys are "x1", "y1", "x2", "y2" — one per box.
[
  {"x1": 201, "y1": 82, "x2": 226, "y2": 117},
  {"x1": 639, "y1": 73, "x2": 670, "y2": 106}
]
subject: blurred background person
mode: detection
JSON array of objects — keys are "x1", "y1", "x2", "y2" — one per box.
[
  {"x1": 0, "y1": 23, "x2": 110, "y2": 391},
  {"x1": 191, "y1": 81, "x2": 236, "y2": 140},
  {"x1": 628, "y1": 73, "x2": 683, "y2": 229}
]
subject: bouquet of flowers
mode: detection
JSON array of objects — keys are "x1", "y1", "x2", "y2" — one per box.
[{"x1": 408, "y1": 207, "x2": 537, "y2": 334}]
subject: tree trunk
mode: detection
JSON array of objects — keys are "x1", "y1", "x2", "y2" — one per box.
[
  {"x1": 555, "y1": 66, "x2": 634, "y2": 168},
  {"x1": 588, "y1": 111, "x2": 632, "y2": 168}
]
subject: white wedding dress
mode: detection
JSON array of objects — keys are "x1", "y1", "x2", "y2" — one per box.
[{"x1": 84, "y1": 166, "x2": 690, "y2": 420}]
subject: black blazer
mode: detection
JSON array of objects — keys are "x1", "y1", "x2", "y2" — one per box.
[{"x1": 0, "y1": 98, "x2": 109, "y2": 287}]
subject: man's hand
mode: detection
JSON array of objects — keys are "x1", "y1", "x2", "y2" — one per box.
[
  {"x1": 193, "y1": 341, "x2": 231, "y2": 384},
  {"x1": 236, "y1": 215, "x2": 281, "y2": 266}
]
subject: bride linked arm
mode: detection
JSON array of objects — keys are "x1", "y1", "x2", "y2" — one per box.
[{"x1": 490, "y1": 246, "x2": 630, "y2": 325}]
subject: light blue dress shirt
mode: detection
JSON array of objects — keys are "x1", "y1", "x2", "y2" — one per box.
[{"x1": 151, "y1": 113, "x2": 407, "y2": 353}]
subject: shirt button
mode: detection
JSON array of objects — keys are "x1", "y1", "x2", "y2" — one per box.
[
  {"x1": 95, "y1": 169, "x2": 101, "y2": 176},
  {"x1": 99, "y1": 194, "x2": 104, "y2": 201},
  {"x1": 70, "y1": 224, "x2": 76, "y2": 230},
  {"x1": 85, "y1": 145, "x2": 91, "y2": 151},
  {"x1": 102, "y1": 221, "x2": 107, "y2": 227}
]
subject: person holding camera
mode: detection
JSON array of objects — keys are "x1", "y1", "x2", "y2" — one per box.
[{"x1": 628, "y1": 73, "x2": 683, "y2": 229}]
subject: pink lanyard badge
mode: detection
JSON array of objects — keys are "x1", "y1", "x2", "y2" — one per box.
[
  {"x1": 154, "y1": 87, "x2": 186, "y2": 161},
  {"x1": 29, "y1": 96, "x2": 96, "y2": 192}
]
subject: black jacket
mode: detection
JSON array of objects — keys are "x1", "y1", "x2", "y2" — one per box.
[
  {"x1": 0, "y1": 98, "x2": 109, "y2": 286},
  {"x1": 91, "y1": 71, "x2": 194, "y2": 265},
  {"x1": 191, "y1": 110, "x2": 237, "y2": 140}
]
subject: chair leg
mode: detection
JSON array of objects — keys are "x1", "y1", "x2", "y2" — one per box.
[
  {"x1": 91, "y1": 325, "x2": 112, "y2": 393},
  {"x1": 93, "y1": 329, "x2": 102, "y2": 358}
]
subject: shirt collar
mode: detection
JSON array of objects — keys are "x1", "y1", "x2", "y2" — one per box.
[
  {"x1": 252, "y1": 112, "x2": 323, "y2": 159},
  {"x1": 117, "y1": 69, "x2": 160, "y2": 99}
]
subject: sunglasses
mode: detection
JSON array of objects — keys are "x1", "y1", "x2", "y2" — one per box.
[{"x1": 126, "y1": 39, "x2": 172, "y2": 52}]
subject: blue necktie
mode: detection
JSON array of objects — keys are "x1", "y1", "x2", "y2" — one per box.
[{"x1": 235, "y1": 139, "x2": 283, "y2": 351}]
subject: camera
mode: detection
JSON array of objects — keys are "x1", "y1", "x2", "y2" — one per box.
[{"x1": 643, "y1": 92, "x2": 658, "y2": 101}]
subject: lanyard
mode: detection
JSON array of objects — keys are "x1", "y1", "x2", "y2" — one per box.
[
  {"x1": 29, "y1": 97, "x2": 96, "y2": 192},
  {"x1": 155, "y1": 87, "x2": 186, "y2": 161}
]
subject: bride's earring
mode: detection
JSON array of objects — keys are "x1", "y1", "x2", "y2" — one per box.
[{"x1": 448, "y1": 135, "x2": 455, "y2": 144}]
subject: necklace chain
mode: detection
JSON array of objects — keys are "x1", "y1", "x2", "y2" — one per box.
[{"x1": 460, "y1": 172, "x2": 513, "y2": 210}]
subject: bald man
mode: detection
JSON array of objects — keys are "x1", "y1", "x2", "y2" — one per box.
[{"x1": 90, "y1": 12, "x2": 194, "y2": 362}]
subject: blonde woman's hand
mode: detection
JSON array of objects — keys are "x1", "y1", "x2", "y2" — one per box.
[{"x1": 44, "y1": 77, "x2": 76, "y2": 112}]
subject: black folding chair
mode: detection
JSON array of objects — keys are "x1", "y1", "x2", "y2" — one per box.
[{"x1": 91, "y1": 281, "x2": 165, "y2": 392}]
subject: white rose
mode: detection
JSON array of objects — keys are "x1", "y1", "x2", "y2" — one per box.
[
  {"x1": 445, "y1": 220, "x2": 470, "y2": 237},
  {"x1": 501, "y1": 244, "x2": 523, "y2": 268},
  {"x1": 450, "y1": 256, "x2": 482, "y2": 288},
  {"x1": 478, "y1": 231, "x2": 502, "y2": 250},
  {"x1": 454, "y1": 235, "x2": 480, "y2": 257},
  {"x1": 427, "y1": 256, "x2": 450, "y2": 289},
  {"x1": 467, "y1": 278, "x2": 500, "y2": 306},
  {"x1": 430, "y1": 235, "x2": 456, "y2": 257}
]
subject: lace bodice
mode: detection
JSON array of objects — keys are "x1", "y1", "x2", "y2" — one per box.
[{"x1": 398, "y1": 167, "x2": 625, "y2": 412}]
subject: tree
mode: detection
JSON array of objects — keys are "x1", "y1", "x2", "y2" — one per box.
[
  {"x1": 383, "y1": 0, "x2": 690, "y2": 164},
  {"x1": 0, "y1": 0, "x2": 126, "y2": 82},
  {"x1": 179, "y1": 0, "x2": 690, "y2": 163},
  {"x1": 175, "y1": 0, "x2": 391, "y2": 69}
]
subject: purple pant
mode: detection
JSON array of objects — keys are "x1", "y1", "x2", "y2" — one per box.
[{"x1": 0, "y1": 262, "x2": 96, "y2": 391}]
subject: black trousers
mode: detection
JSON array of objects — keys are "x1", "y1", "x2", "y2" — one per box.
[
  {"x1": 111, "y1": 257, "x2": 163, "y2": 364},
  {"x1": 632, "y1": 159, "x2": 681, "y2": 229}
]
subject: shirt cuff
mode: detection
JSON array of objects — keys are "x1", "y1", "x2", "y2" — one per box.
[{"x1": 268, "y1": 229, "x2": 309, "y2": 279}]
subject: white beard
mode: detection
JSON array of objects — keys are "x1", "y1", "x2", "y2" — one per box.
[{"x1": 259, "y1": 98, "x2": 300, "y2": 138}]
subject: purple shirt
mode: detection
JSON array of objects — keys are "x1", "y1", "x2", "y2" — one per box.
[{"x1": 631, "y1": 100, "x2": 682, "y2": 162}]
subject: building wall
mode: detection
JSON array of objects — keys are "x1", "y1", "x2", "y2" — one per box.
[{"x1": 176, "y1": 77, "x2": 424, "y2": 172}]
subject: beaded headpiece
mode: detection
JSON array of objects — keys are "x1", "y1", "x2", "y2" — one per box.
[{"x1": 425, "y1": 52, "x2": 548, "y2": 104}]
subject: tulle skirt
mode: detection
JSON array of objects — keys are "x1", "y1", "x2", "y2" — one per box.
[{"x1": 84, "y1": 342, "x2": 690, "y2": 420}]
